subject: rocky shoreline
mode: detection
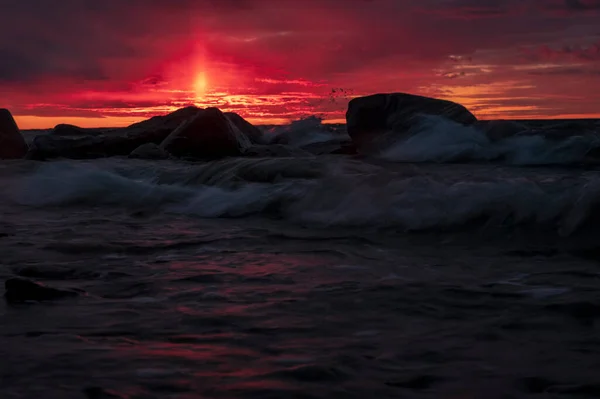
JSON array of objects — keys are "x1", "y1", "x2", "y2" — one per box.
[{"x1": 2, "y1": 93, "x2": 600, "y2": 164}]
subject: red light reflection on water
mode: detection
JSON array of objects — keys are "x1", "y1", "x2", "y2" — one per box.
[
  {"x1": 165, "y1": 252, "x2": 332, "y2": 284},
  {"x1": 111, "y1": 251, "x2": 342, "y2": 394}
]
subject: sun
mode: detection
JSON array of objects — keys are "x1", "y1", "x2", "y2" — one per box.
[{"x1": 193, "y1": 71, "x2": 208, "y2": 98}]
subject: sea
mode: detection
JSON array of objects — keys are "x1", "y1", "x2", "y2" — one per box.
[{"x1": 2, "y1": 117, "x2": 600, "y2": 398}]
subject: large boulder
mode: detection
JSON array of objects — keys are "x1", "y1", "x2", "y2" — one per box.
[
  {"x1": 0, "y1": 109, "x2": 28, "y2": 159},
  {"x1": 160, "y1": 107, "x2": 252, "y2": 159},
  {"x1": 346, "y1": 93, "x2": 477, "y2": 153}
]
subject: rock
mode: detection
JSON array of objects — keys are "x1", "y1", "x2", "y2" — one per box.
[
  {"x1": 224, "y1": 112, "x2": 264, "y2": 144},
  {"x1": 27, "y1": 128, "x2": 169, "y2": 160},
  {"x1": 27, "y1": 107, "x2": 202, "y2": 160},
  {"x1": 241, "y1": 144, "x2": 314, "y2": 158},
  {"x1": 128, "y1": 106, "x2": 201, "y2": 132},
  {"x1": 0, "y1": 108, "x2": 28, "y2": 159},
  {"x1": 52, "y1": 124, "x2": 99, "y2": 136},
  {"x1": 4, "y1": 277, "x2": 80, "y2": 302},
  {"x1": 129, "y1": 143, "x2": 170, "y2": 160},
  {"x1": 160, "y1": 107, "x2": 252, "y2": 159},
  {"x1": 346, "y1": 93, "x2": 477, "y2": 153},
  {"x1": 25, "y1": 107, "x2": 260, "y2": 160}
]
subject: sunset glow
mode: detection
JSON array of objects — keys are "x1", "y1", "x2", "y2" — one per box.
[
  {"x1": 1, "y1": 0, "x2": 600, "y2": 129},
  {"x1": 194, "y1": 72, "x2": 208, "y2": 100}
]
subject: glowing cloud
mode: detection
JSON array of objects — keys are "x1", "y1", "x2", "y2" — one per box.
[{"x1": 0, "y1": 0, "x2": 599, "y2": 128}]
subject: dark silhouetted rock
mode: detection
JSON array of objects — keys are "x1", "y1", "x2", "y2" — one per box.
[
  {"x1": 27, "y1": 127, "x2": 170, "y2": 160},
  {"x1": 224, "y1": 112, "x2": 264, "y2": 144},
  {"x1": 4, "y1": 277, "x2": 80, "y2": 302},
  {"x1": 52, "y1": 124, "x2": 100, "y2": 136},
  {"x1": 128, "y1": 106, "x2": 201, "y2": 132},
  {"x1": 0, "y1": 108, "x2": 28, "y2": 159},
  {"x1": 346, "y1": 93, "x2": 477, "y2": 153},
  {"x1": 160, "y1": 107, "x2": 252, "y2": 158},
  {"x1": 26, "y1": 107, "x2": 259, "y2": 160},
  {"x1": 27, "y1": 107, "x2": 204, "y2": 160},
  {"x1": 242, "y1": 144, "x2": 314, "y2": 158},
  {"x1": 129, "y1": 143, "x2": 170, "y2": 160}
]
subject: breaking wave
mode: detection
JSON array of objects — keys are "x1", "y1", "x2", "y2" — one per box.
[
  {"x1": 264, "y1": 116, "x2": 349, "y2": 147},
  {"x1": 379, "y1": 115, "x2": 600, "y2": 166},
  {"x1": 5, "y1": 159, "x2": 600, "y2": 236}
]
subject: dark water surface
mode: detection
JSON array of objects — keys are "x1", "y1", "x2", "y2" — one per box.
[{"x1": 1, "y1": 158, "x2": 600, "y2": 398}]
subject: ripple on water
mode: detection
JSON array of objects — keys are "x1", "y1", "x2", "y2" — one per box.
[{"x1": 2, "y1": 162, "x2": 600, "y2": 398}]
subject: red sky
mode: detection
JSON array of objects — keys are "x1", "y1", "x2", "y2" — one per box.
[{"x1": 1, "y1": 0, "x2": 600, "y2": 129}]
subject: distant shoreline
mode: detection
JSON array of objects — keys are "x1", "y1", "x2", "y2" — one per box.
[{"x1": 19, "y1": 118, "x2": 600, "y2": 132}]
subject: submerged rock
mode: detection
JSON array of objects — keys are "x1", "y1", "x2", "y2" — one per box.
[
  {"x1": 0, "y1": 108, "x2": 28, "y2": 159},
  {"x1": 4, "y1": 277, "x2": 80, "y2": 302},
  {"x1": 346, "y1": 93, "x2": 477, "y2": 153},
  {"x1": 129, "y1": 143, "x2": 171, "y2": 160},
  {"x1": 160, "y1": 107, "x2": 252, "y2": 158}
]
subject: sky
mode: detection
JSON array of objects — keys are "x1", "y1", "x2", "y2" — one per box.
[{"x1": 1, "y1": 0, "x2": 600, "y2": 129}]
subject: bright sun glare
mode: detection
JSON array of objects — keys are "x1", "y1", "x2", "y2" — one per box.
[{"x1": 194, "y1": 71, "x2": 208, "y2": 98}]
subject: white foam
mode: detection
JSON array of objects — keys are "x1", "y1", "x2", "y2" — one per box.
[
  {"x1": 380, "y1": 115, "x2": 600, "y2": 166},
  {"x1": 265, "y1": 116, "x2": 349, "y2": 147},
  {"x1": 7, "y1": 158, "x2": 600, "y2": 235}
]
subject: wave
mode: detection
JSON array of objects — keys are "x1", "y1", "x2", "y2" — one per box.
[
  {"x1": 6, "y1": 159, "x2": 600, "y2": 236},
  {"x1": 379, "y1": 115, "x2": 600, "y2": 166},
  {"x1": 264, "y1": 116, "x2": 349, "y2": 147}
]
